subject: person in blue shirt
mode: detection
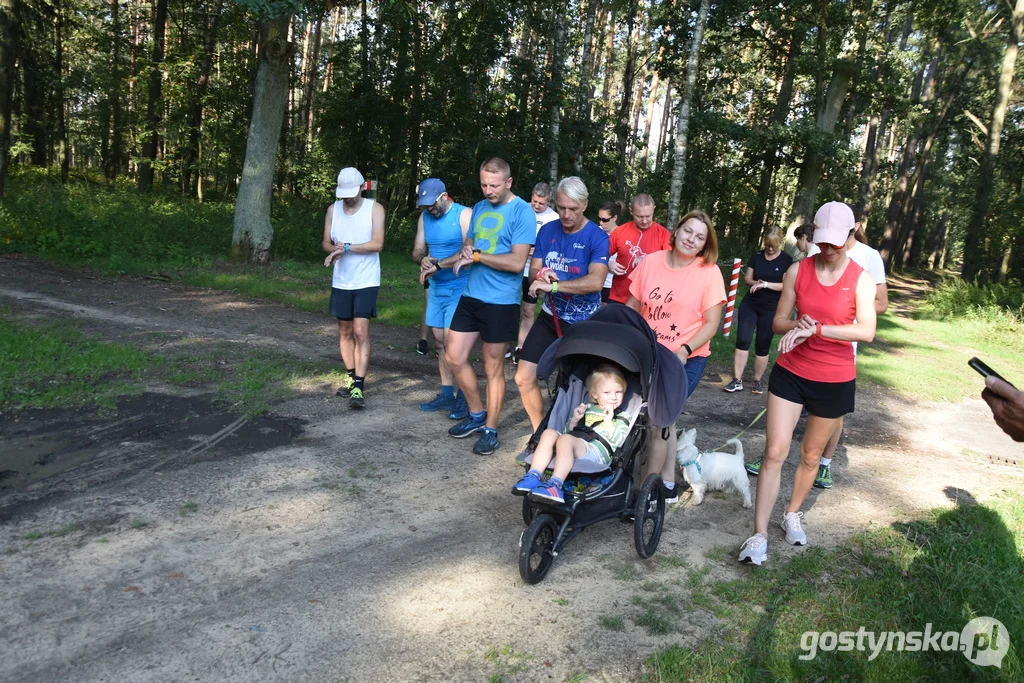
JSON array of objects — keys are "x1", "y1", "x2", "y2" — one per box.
[
  {"x1": 412, "y1": 177, "x2": 471, "y2": 414},
  {"x1": 438, "y1": 158, "x2": 536, "y2": 456},
  {"x1": 514, "y1": 176, "x2": 609, "y2": 431}
]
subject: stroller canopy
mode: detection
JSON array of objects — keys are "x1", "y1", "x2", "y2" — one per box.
[{"x1": 536, "y1": 303, "x2": 687, "y2": 428}]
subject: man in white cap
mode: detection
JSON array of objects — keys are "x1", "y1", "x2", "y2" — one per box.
[
  {"x1": 322, "y1": 167, "x2": 385, "y2": 409},
  {"x1": 412, "y1": 177, "x2": 471, "y2": 414}
]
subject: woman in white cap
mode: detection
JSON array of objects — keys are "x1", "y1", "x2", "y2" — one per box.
[{"x1": 738, "y1": 201, "x2": 877, "y2": 566}]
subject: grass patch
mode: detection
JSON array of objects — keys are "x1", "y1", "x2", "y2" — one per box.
[
  {"x1": 483, "y1": 645, "x2": 531, "y2": 681},
  {"x1": 0, "y1": 320, "x2": 154, "y2": 410},
  {"x1": 19, "y1": 521, "x2": 81, "y2": 541},
  {"x1": 129, "y1": 518, "x2": 148, "y2": 529},
  {"x1": 611, "y1": 563, "x2": 643, "y2": 582},
  {"x1": 178, "y1": 502, "x2": 199, "y2": 516},
  {"x1": 646, "y1": 492, "x2": 1024, "y2": 680},
  {"x1": 634, "y1": 605, "x2": 674, "y2": 635},
  {"x1": 600, "y1": 615, "x2": 625, "y2": 630}
]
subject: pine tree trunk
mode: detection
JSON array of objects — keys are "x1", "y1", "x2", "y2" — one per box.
[
  {"x1": 601, "y1": 8, "x2": 614, "y2": 113},
  {"x1": 638, "y1": 71, "x2": 661, "y2": 171},
  {"x1": 655, "y1": 80, "x2": 672, "y2": 170},
  {"x1": 962, "y1": 0, "x2": 1024, "y2": 281},
  {"x1": 667, "y1": 0, "x2": 710, "y2": 228},
  {"x1": 138, "y1": 0, "x2": 168, "y2": 191},
  {"x1": 55, "y1": 1, "x2": 68, "y2": 182},
  {"x1": 747, "y1": 25, "x2": 803, "y2": 244},
  {"x1": 231, "y1": 14, "x2": 293, "y2": 265},
  {"x1": 573, "y1": 0, "x2": 597, "y2": 172},
  {"x1": 107, "y1": 0, "x2": 124, "y2": 180},
  {"x1": 614, "y1": 0, "x2": 639, "y2": 200},
  {"x1": 0, "y1": 0, "x2": 17, "y2": 198},
  {"x1": 181, "y1": 0, "x2": 224, "y2": 196},
  {"x1": 787, "y1": 60, "x2": 855, "y2": 231},
  {"x1": 548, "y1": 13, "x2": 565, "y2": 183},
  {"x1": 303, "y1": 13, "x2": 323, "y2": 152}
]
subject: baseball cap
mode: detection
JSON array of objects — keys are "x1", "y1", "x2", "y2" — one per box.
[
  {"x1": 812, "y1": 202, "x2": 855, "y2": 246},
  {"x1": 336, "y1": 167, "x2": 365, "y2": 199},
  {"x1": 417, "y1": 178, "x2": 446, "y2": 206}
]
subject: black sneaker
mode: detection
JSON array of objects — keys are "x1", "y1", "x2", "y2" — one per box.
[
  {"x1": 511, "y1": 347, "x2": 521, "y2": 366},
  {"x1": 416, "y1": 339, "x2": 429, "y2": 356},
  {"x1": 349, "y1": 387, "x2": 365, "y2": 409},
  {"x1": 336, "y1": 375, "x2": 354, "y2": 398}
]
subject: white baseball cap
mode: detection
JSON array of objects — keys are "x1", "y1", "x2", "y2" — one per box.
[
  {"x1": 812, "y1": 202, "x2": 855, "y2": 246},
  {"x1": 335, "y1": 167, "x2": 365, "y2": 199}
]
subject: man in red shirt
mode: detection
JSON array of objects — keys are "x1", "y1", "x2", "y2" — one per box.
[{"x1": 606, "y1": 194, "x2": 672, "y2": 303}]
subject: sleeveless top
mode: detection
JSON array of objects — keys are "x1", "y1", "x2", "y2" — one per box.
[
  {"x1": 330, "y1": 199, "x2": 380, "y2": 290},
  {"x1": 776, "y1": 255, "x2": 864, "y2": 383},
  {"x1": 423, "y1": 202, "x2": 468, "y2": 289}
]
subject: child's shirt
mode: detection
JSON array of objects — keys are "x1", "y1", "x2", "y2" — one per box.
[{"x1": 568, "y1": 404, "x2": 630, "y2": 464}]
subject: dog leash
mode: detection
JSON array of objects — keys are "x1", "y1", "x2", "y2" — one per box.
[{"x1": 711, "y1": 407, "x2": 767, "y2": 452}]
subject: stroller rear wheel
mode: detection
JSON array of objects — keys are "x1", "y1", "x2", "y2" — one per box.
[
  {"x1": 634, "y1": 473, "x2": 665, "y2": 558},
  {"x1": 519, "y1": 513, "x2": 557, "y2": 584}
]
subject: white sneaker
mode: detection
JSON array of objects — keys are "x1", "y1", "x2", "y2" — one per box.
[
  {"x1": 738, "y1": 533, "x2": 768, "y2": 565},
  {"x1": 781, "y1": 511, "x2": 807, "y2": 546}
]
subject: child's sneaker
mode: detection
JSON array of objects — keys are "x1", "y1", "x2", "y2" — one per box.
[
  {"x1": 745, "y1": 457, "x2": 762, "y2": 475},
  {"x1": 448, "y1": 394, "x2": 469, "y2": 420},
  {"x1": 530, "y1": 480, "x2": 564, "y2": 504},
  {"x1": 781, "y1": 511, "x2": 807, "y2": 545},
  {"x1": 663, "y1": 482, "x2": 679, "y2": 505},
  {"x1": 512, "y1": 470, "x2": 542, "y2": 495},
  {"x1": 738, "y1": 533, "x2": 768, "y2": 565},
  {"x1": 751, "y1": 379, "x2": 765, "y2": 395}
]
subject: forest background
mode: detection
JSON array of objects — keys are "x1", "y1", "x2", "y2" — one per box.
[{"x1": 0, "y1": 0, "x2": 1021, "y2": 285}]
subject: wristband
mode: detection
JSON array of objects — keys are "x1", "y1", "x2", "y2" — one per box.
[
  {"x1": 536, "y1": 267, "x2": 551, "y2": 281},
  {"x1": 550, "y1": 281, "x2": 558, "y2": 293},
  {"x1": 472, "y1": 249, "x2": 481, "y2": 263},
  {"x1": 682, "y1": 343, "x2": 692, "y2": 356},
  {"x1": 432, "y1": 259, "x2": 440, "y2": 269},
  {"x1": 815, "y1": 322, "x2": 822, "y2": 337},
  {"x1": 344, "y1": 243, "x2": 351, "y2": 253}
]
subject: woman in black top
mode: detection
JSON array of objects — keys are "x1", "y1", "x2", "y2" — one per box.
[{"x1": 724, "y1": 227, "x2": 793, "y2": 394}]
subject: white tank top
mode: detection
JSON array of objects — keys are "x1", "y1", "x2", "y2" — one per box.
[{"x1": 330, "y1": 199, "x2": 380, "y2": 289}]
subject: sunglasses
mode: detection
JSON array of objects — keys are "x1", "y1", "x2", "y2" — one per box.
[
  {"x1": 815, "y1": 242, "x2": 846, "y2": 251},
  {"x1": 598, "y1": 216, "x2": 614, "y2": 223}
]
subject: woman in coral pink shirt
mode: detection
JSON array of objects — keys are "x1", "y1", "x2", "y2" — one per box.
[{"x1": 627, "y1": 209, "x2": 726, "y2": 502}]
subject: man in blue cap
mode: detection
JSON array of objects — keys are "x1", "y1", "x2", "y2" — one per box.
[{"x1": 412, "y1": 178, "x2": 472, "y2": 414}]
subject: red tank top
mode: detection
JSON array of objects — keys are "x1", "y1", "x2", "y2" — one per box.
[{"x1": 777, "y1": 255, "x2": 864, "y2": 383}]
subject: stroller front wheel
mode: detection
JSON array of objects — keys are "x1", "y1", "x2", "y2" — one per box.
[
  {"x1": 634, "y1": 473, "x2": 665, "y2": 558},
  {"x1": 519, "y1": 513, "x2": 557, "y2": 584}
]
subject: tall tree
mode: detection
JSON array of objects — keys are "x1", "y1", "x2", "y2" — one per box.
[
  {"x1": 138, "y1": 0, "x2": 168, "y2": 191},
  {"x1": 0, "y1": 0, "x2": 18, "y2": 198},
  {"x1": 181, "y1": 0, "x2": 225, "y2": 196},
  {"x1": 962, "y1": 0, "x2": 1024, "y2": 281},
  {"x1": 231, "y1": 3, "x2": 295, "y2": 264},
  {"x1": 667, "y1": 0, "x2": 709, "y2": 228}
]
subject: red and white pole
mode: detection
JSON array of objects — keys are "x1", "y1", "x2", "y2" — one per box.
[{"x1": 722, "y1": 258, "x2": 742, "y2": 336}]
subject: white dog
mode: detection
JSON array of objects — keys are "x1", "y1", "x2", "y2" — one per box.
[{"x1": 676, "y1": 428, "x2": 752, "y2": 508}]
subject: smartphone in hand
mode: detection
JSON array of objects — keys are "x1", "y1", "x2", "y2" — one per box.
[{"x1": 969, "y1": 357, "x2": 1016, "y2": 389}]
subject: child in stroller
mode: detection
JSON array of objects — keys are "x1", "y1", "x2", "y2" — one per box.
[{"x1": 512, "y1": 363, "x2": 631, "y2": 503}]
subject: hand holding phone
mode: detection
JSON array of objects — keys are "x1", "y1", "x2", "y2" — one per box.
[{"x1": 969, "y1": 357, "x2": 1015, "y2": 389}]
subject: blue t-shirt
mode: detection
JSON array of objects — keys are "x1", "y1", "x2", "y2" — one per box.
[
  {"x1": 423, "y1": 202, "x2": 468, "y2": 289},
  {"x1": 535, "y1": 220, "x2": 609, "y2": 324},
  {"x1": 464, "y1": 196, "x2": 536, "y2": 305}
]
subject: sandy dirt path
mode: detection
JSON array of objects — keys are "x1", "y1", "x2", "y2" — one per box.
[{"x1": 1, "y1": 255, "x2": 1022, "y2": 681}]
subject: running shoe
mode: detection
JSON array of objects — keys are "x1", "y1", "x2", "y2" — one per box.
[
  {"x1": 448, "y1": 394, "x2": 469, "y2": 420},
  {"x1": 814, "y1": 463, "x2": 833, "y2": 489},
  {"x1": 724, "y1": 377, "x2": 743, "y2": 393},
  {"x1": 335, "y1": 374, "x2": 354, "y2": 398},
  {"x1": 449, "y1": 414, "x2": 486, "y2": 438},
  {"x1": 745, "y1": 457, "x2": 762, "y2": 476},
  {"x1": 504, "y1": 346, "x2": 514, "y2": 359},
  {"x1": 473, "y1": 429, "x2": 499, "y2": 455},
  {"x1": 349, "y1": 387, "x2": 365, "y2": 410},
  {"x1": 419, "y1": 393, "x2": 456, "y2": 412},
  {"x1": 416, "y1": 339, "x2": 429, "y2": 355},
  {"x1": 663, "y1": 482, "x2": 679, "y2": 505},
  {"x1": 512, "y1": 470, "x2": 543, "y2": 495},
  {"x1": 511, "y1": 347, "x2": 521, "y2": 366},
  {"x1": 751, "y1": 379, "x2": 765, "y2": 395},
  {"x1": 530, "y1": 480, "x2": 564, "y2": 504},
  {"x1": 781, "y1": 511, "x2": 807, "y2": 545},
  {"x1": 738, "y1": 533, "x2": 768, "y2": 565}
]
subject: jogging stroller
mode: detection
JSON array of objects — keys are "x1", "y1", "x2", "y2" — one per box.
[{"x1": 514, "y1": 304, "x2": 688, "y2": 584}]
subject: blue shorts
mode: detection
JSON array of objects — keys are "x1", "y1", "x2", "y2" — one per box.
[
  {"x1": 684, "y1": 355, "x2": 709, "y2": 398},
  {"x1": 426, "y1": 282, "x2": 467, "y2": 329}
]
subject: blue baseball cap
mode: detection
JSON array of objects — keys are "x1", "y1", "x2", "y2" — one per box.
[{"x1": 417, "y1": 178, "x2": 446, "y2": 206}]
